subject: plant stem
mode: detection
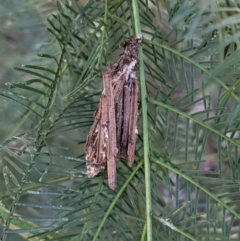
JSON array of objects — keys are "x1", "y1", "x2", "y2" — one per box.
[
  {"x1": 92, "y1": 159, "x2": 144, "y2": 241},
  {"x1": 96, "y1": 0, "x2": 108, "y2": 69},
  {"x1": 132, "y1": 1, "x2": 152, "y2": 240},
  {"x1": 143, "y1": 39, "x2": 240, "y2": 103},
  {"x1": 152, "y1": 157, "x2": 240, "y2": 220},
  {"x1": 140, "y1": 222, "x2": 147, "y2": 241}
]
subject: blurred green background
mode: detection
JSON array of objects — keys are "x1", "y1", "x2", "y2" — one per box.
[
  {"x1": 0, "y1": 1, "x2": 55, "y2": 138},
  {"x1": 0, "y1": 2, "x2": 55, "y2": 240}
]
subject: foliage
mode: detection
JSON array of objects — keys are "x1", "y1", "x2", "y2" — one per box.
[{"x1": 1, "y1": 0, "x2": 240, "y2": 240}]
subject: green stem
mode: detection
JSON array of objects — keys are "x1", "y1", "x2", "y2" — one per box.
[
  {"x1": 6, "y1": 95, "x2": 45, "y2": 140},
  {"x1": 92, "y1": 159, "x2": 144, "y2": 241},
  {"x1": 152, "y1": 214, "x2": 199, "y2": 241},
  {"x1": 132, "y1": 1, "x2": 152, "y2": 240},
  {"x1": 147, "y1": 97, "x2": 240, "y2": 148},
  {"x1": 140, "y1": 222, "x2": 147, "y2": 241},
  {"x1": 80, "y1": 178, "x2": 105, "y2": 240},
  {"x1": 143, "y1": 39, "x2": 240, "y2": 103},
  {"x1": 96, "y1": 0, "x2": 108, "y2": 69},
  {"x1": 152, "y1": 157, "x2": 240, "y2": 220}
]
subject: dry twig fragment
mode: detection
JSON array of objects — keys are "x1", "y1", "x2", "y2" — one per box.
[{"x1": 84, "y1": 38, "x2": 141, "y2": 189}]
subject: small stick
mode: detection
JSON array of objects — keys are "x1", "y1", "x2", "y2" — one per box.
[
  {"x1": 121, "y1": 84, "x2": 131, "y2": 158},
  {"x1": 105, "y1": 71, "x2": 117, "y2": 190},
  {"x1": 127, "y1": 76, "x2": 139, "y2": 166}
]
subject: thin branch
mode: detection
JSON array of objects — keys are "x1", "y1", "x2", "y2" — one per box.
[
  {"x1": 92, "y1": 159, "x2": 144, "y2": 241},
  {"x1": 132, "y1": 0, "x2": 152, "y2": 240}
]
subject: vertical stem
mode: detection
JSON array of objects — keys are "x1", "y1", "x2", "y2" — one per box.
[
  {"x1": 132, "y1": 1, "x2": 152, "y2": 240},
  {"x1": 96, "y1": 0, "x2": 108, "y2": 69}
]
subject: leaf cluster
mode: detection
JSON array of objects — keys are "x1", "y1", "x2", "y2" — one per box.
[{"x1": 1, "y1": 0, "x2": 240, "y2": 240}]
